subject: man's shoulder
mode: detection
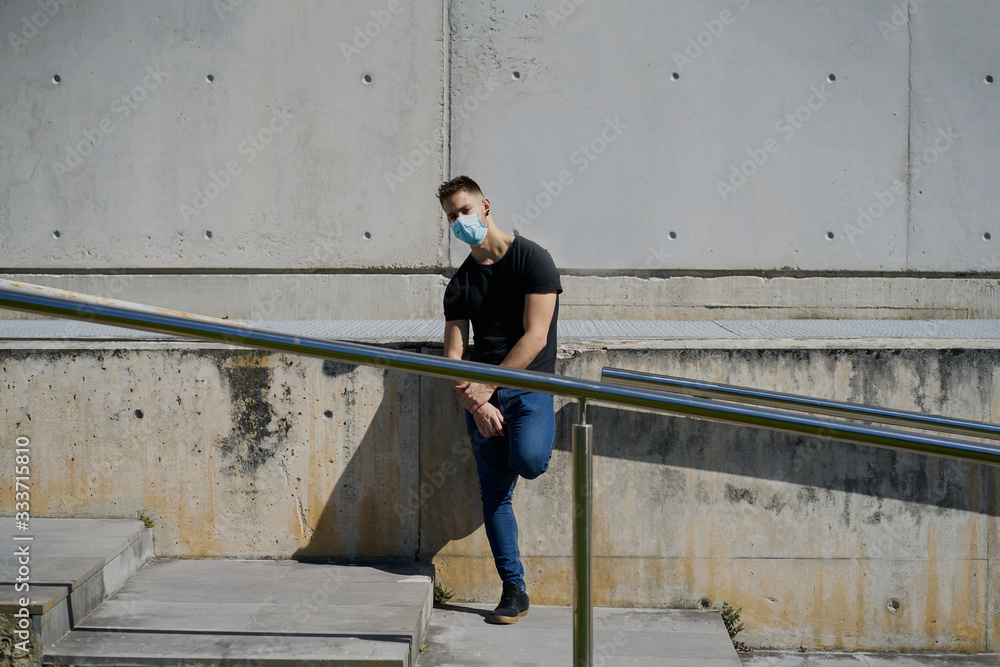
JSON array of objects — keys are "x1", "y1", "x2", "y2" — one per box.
[
  {"x1": 511, "y1": 235, "x2": 554, "y2": 260},
  {"x1": 512, "y1": 234, "x2": 541, "y2": 251}
]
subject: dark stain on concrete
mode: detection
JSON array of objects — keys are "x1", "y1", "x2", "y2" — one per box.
[
  {"x1": 724, "y1": 482, "x2": 786, "y2": 514},
  {"x1": 218, "y1": 363, "x2": 291, "y2": 476},
  {"x1": 797, "y1": 486, "x2": 820, "y2": 504},
  {"x1": 695, "y1": 480, "x2": 711, "y2": 504},
  {"x1": 648, "y1": 465, "x2": 686, "y2": 503},
  {"x1": 763, "y1": 492, "x2": 787, "y2": 514},
  {"x1": 726, "y1": 484, "x2": 758, "y2": 506},
  {"x1": 323, "y1": 360, "x2": 357, "y2": 378}
]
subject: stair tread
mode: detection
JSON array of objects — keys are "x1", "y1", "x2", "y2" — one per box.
[
  {"x1": 0, "y1": 517, "x2": 148, "y2": 610},
  {"x1": 45, "y1": 559, "x2": 432, "y2": 667},
  {"x1": 1, "y1": 517, "x2": 147, "y2": 559},
  {"x1": 45, "y1": 630, "x2": 411, "y2": 665},
  {"x1": 0, "y1": 584, "x2": 67, "y2": 614},
  {"x1": 416, "y1": 605, "x2": 742, "y2": 667},
  {"x1": 0, "y1": 555, "x2": 104, "y2": 591}
]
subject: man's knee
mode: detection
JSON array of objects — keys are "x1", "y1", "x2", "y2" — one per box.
[
  {"x1": 519, "y1": 466, "x2": 546, "y2": 481},
  {"x1": 511, "y1": 451, "x2": 550, "y2": 480}
]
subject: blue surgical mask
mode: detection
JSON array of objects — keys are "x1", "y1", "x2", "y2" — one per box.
[{"x1": 451, "y1": 212, "x2": 488, "y2": 246}]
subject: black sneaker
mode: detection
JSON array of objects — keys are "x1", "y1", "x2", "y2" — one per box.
[{"x1": 488, "y1": 582, "x2": 529, "y2": 624}]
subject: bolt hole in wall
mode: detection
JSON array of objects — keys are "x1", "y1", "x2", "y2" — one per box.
[
  {"x1": 52, "y1": 74, "x2": 61, "y2": 84},
  {"x1": 52, "y1": 230, "x2": 60, "y2": 238},
  {"x1": 826, "y1": 231, "x2": 835, "y2": 240},
  {"x1": 363, "y1": 231, "x2": 371, "y2": 240},
  {"x1": 671, "y1": 72, "x2": 680, "y2": 80},
  {"x1": 668, "y1": 231, "x2": 677, "y2": 240},
  {"x1": 205, "y1": 230, "x2": 213, "y2": 239},
  {"x1": 984, "y1": 232, "x2": 992, "y2": 241},
  {"x1": 886, "y1": 598, "x2": 901, "y2": 613},
  {"x1": 362, "y1": 73, "x2": 373, "y2": 84},
  {"x1": 828, "y1": 73, "x2": 836, "y2": 82},
  {"x1": 512, "y1": 70, "x2": 520, "y2": 80},
  {"x1": 986, "y1": 74, "x2": 994, "y2": 85},
  {"x1": 323, "y1": 410, "x2": 333, "y2": 419},
  {"x1": 134, "y1": 409, "x2": 144, "y2": 419},
  {"x1": 697, "y1": 597, "x2": 712, "y2": 610},
  {"x1": 206, "y1": 74, "x2": 215, "y2": 83}
]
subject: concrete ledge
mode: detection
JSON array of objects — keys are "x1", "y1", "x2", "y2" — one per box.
[
  {"x1": 5, "y1": 274, "x2": 1000, "y2": 321},
  {"x1": 4, "y1": 317, "x2": 1000, "y2": 344}
]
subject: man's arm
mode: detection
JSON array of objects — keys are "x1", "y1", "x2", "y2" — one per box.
[
  {"x1": 443, "y1": 319, "x2": 469, "y2": 390},
  {"x1": 458, "y1": 290, "x2": 558, "y2": 413},
  {"x1": 501, "y1": 290, "x2": 558, "y2": 370},
  {"x1": 446, "y1": 318, "x2": 507, "y2": 436}
]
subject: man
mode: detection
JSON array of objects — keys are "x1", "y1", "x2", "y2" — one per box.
[{"x1": 438, "y1": 175, "x2": 562, "y2": 625}]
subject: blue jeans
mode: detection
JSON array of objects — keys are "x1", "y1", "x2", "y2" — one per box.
[{"x1": 464, "y1": 387, "x2": 555, "y2": 592}]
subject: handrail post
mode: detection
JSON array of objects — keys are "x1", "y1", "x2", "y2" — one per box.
[{"x1": 573, "y1": 397, "x2": 593, "y2": 667}]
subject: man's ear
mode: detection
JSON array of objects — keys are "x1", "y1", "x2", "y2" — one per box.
[{"x1": 482, "y1": 197, "x2": 491, "y2": 219}]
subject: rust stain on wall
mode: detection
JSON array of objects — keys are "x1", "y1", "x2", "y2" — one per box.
[{"x1": 925, "y1": 526, "x2": 940, "y2": 644}]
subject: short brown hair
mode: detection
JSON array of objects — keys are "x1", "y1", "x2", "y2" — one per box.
[{"x1": 437, "y1": 175, "x2": 483, "y2": 204}]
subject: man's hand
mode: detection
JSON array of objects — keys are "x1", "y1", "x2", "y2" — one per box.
[
  {"x1": 454, "y1": 380, "x2": 497, "y2": 413},
  {"x1": 473, "y1": 402, "x2": 506, "y2": 438}
]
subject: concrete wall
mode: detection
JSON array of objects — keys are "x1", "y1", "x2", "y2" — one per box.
[
  {"x1": 3, "y1": 1, "x2": 1000, "y2": 318},
  {"x1": 1, "y1": 339, "x2": 997, "y2": 651},
  {"x1": 1, "y1": 0, "x2": 446, "y2": 270}
]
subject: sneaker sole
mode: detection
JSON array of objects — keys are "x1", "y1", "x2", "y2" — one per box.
[{"x1": 487, "y1": 610, "x2": 528, "y2": 624}]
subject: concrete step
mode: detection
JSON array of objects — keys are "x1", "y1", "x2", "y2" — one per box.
[
  {"x1": 743, "y1": 651, "x2": 1000, "y2": 665},
  {"x1": 0, "y1": 517, "x2": 153, "y2": 655},
  {"x1": 417, "y1": 603, "x2": 742, "y2": 666},
  {"x1": 43, "y1": 559, "x2": 434, "y2": 667}
]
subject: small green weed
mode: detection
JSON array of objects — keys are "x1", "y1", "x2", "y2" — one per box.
[
  {"x1": 721, "y1": 601, "x2": 752, "y2": 653},
  {"x1": 434, "y1": 582, "x2": 455, "y2": 604},
  {"x1": 138, "y1": 513, "x2": 154, "y2": 528}
]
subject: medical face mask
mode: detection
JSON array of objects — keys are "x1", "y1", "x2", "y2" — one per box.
[{"x1": 451, "y1": 212, "x2": 488, "y2": 246}]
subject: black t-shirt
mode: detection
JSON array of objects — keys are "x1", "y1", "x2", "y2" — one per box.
[{"x1": 444, "y1": 236, "x2": 562, "y2": 373}]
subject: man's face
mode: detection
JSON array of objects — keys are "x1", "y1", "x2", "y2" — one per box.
[{"x1": 441, "y1": 189, "x2": 487, "y2": 225}]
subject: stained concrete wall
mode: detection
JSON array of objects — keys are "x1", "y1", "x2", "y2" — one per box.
[
  {"x1": 1, "y1": 339, "x2": 997, "y2": 651},
  {"x1": 0, "y1": 346, "x2": 421, "y2": 558},
  {"x1": 2, "y1": 1, "x2": 1000, "y2": 318}
]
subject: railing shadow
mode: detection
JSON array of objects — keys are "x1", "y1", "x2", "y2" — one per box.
[{"x1": 553, "y1": 401, "x2": 998, "y2": 517}]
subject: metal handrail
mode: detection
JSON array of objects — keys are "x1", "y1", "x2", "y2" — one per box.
[
  {"x1": 3, "y1": 278, "x2": 1000, "y2": 667},
  {"x1": 2, "y1": 279, "x2": 999, "y2": 464},
  {"x1": 602, "y1": 367, "x2": 1000, "y2": 442}
]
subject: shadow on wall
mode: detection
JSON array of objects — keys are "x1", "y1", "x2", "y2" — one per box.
[
  {"x1": 290, "y1": 347, "x2": 998, "y2": 566},
  {"x1": 565, "y1": 346, "x2": 1000, "y2": 519},
  {"x1": 556, "y1": 404, "x2": 998, "y2": 517},
  {"x1": 291, "y1": 352, "x2": 483, "y2": 562}
]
